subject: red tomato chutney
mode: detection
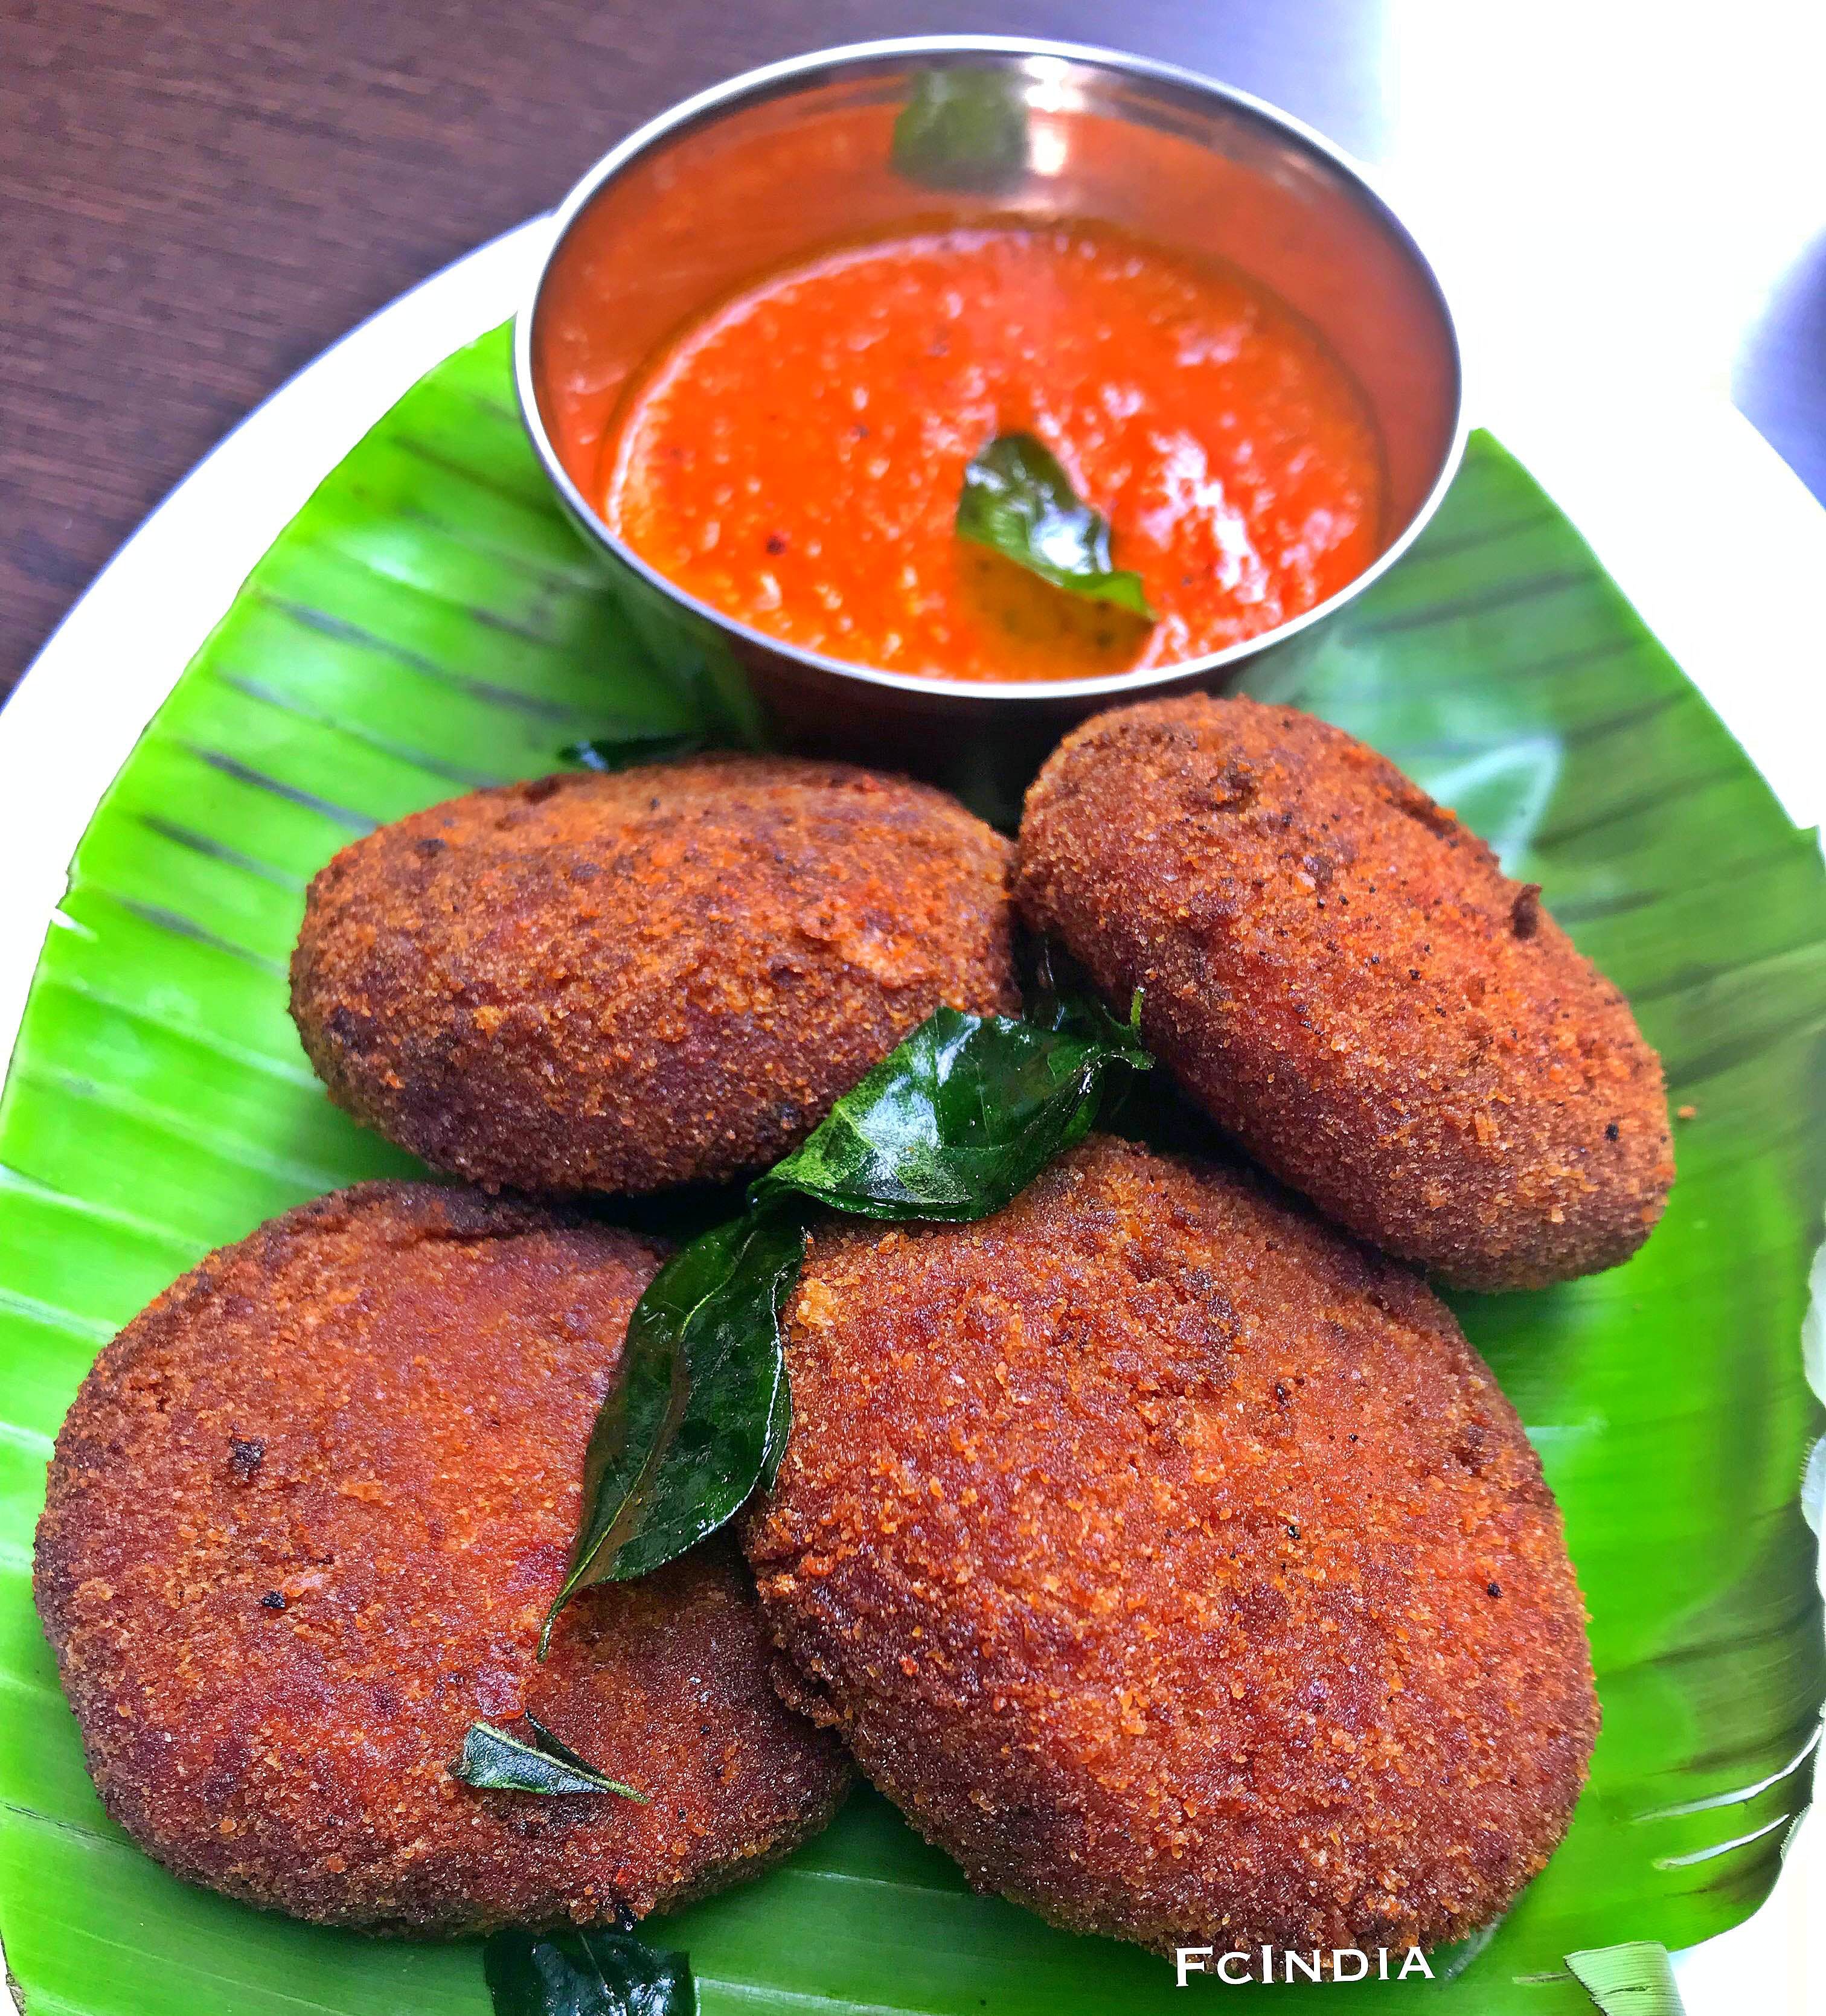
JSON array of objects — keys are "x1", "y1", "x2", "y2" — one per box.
[{"x1": 601, "y1": 222, "x2": 1384, "y2": 683}]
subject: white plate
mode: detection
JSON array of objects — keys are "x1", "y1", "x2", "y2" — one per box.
[{"x1": 0, "y1": 216, "x2": 1820, "y2": 2015}]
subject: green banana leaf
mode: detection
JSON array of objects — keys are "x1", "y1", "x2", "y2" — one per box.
[{"x1": 0, "y1": 325, "x2": 1820, "y2": 2016}]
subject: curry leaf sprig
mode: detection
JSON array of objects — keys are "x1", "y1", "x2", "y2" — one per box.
[
  {"x1": 956, "y1": 434, "x2": 1156, "y2": 619},
  {"x1": 540, "y1": 992, "x2": 1150, "y2": 1650},
  {"x1": 453, "y1": 1716, "x2": 647, "y2": 1801},
  {"x1": 484, "y1": 1924, "x2": 697, "y2": 2016}
]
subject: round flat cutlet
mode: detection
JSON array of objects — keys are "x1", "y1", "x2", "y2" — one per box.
[
  {"x1": 1016, "y1": 694, "x2": 1674, "y2": 1289},
  {"x1": 745, "y1": 1136, "x2": 1598, "y2": 1957},
  {"x1": 34, "y1": 1183, "x2": 850, "y2": 1932},
  {"x1": 290, "y1": 756, "x2": 1019, "y2": 1194}
]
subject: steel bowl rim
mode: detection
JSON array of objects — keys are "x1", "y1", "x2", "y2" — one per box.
[{"x1": 514, "y1": 32, "x2": 1468, "y2": 711}]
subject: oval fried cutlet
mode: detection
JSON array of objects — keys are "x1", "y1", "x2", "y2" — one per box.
[
  {"x1": 1016, "y1": 694, "x2": 1673, "y2": 1290},
  {"x1": 746, "y1": 1136, "x2": 1598, "y2": 1958},
  {"x1": 290, "y1": 757, "x2": 1019, "y2": 1195},
  {"x1": 34, "y1": 1183, "x2": 850, "y2": 1932}
]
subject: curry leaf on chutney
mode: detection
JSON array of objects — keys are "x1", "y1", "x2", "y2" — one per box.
[
  {"x1": 956, "y1": 433, "x2": 1156, "y2": 619},
  {"x1": 543, "y1": 996, "x2": 1153, "y2": 1636},
  {"x1": 482, "y1": 1924, "x2": 698, "y2": 2016}
]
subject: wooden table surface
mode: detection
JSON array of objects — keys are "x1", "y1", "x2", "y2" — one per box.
[{"x1": 4, "y1": 0, "x2": 1822, "y2": 703}]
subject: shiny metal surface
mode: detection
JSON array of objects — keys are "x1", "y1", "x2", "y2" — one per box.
[{"x1": 516, "y1": 36, "x2": 1465, "y2": 799}]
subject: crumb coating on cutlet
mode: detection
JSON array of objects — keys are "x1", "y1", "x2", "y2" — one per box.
[
  {"x1": 290, "y1": 756, "x2": 1019, "y2": 1195},
  {"x1": 34, "y1": 1182, "x2": 850, "y2": 1932},
  {"x1": 1016, "y1": 694, "x2": 1673, "y2": 1290},
  {"x1": 746, "y1": 1136, "x2": 1598, "y2": 1957}
]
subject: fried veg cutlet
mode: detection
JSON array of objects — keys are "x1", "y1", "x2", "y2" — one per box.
[
  {"x1": 34, "y1": 1183, "x2": 850, "y2": 1933},
  {"x1": 1016, "y1": 695, "x2": 1674, "y2": 1290},
  {"x1": 290, "y1": 757, "x2": 1020, "y2": 1195},
  {"x1": 745, "y1": 1136, "x2": 1598, "y2": 1959}
]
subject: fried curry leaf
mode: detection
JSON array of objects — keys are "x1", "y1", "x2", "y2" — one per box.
[
  {"x1": 521, "y1": 1712, "x2": 650, "y2": 1792},
  {"x1": 452, "y1": 1720, "x2": 647, "y2": 1801},
  {"x1": 483, "y1": 1924, "x2": 697, "y2": 2016},
  {"x1": 956, "y1": 433, "x2": 1155, "y2": 619},
  {"x1": 560, "y1": 729, "x2": 708, "y2": 773},
  {"x1": 753, "y1": 993, "x2": 1152, "y2": 1221},
  {"x1": 890, "y1": 65, "x2": 1029, "y2": 193},
  {"x1": 1563, "y1": 1944, "x2": 1687, "y2": 2016},
  {"x1": 541, "y1": 1206, "x2": 807, "y2": 1645},
  {"x1": 542, "y1": 996, "x2": 1152, "y2": 1625}
]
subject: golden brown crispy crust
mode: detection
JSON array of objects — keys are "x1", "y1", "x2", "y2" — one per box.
[
  {"x1": 1016, "y1": 695, "x2": 1673, "y2": 1289},
  {"x1": 34, "y1": 1183, "x2": 850, "y2": 1933},
  {"x1": 290, "y1": 757, "x2": 1019, "y2": 1195},
  {"x1": 746, "y1": 1136, "x2": 1598, "y2": 1958}
]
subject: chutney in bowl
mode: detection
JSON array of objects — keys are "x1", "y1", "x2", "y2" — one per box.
[{"x1": 518, "y1": 37, "x2": 1462, "y2": 790}]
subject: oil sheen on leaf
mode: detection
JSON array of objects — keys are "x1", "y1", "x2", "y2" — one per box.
[{"x1": 754, "y1": 994, "x2": 1150, "y2": 1221}]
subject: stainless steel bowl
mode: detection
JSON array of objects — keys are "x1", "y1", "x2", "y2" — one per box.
[{"x1": 517, "y1": 35, "x2": 1464, "y2": 807}]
